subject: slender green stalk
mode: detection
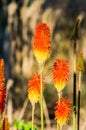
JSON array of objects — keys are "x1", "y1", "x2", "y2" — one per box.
[
  {"x1": 77, "y1": 71, "x2": 82, "y2": 130},
  {"x1": 58, "y1": 92, "x2": 62, "y2": 102},
  {"x1": 77, "y1": 91, "x2": 80, "y2": 130},
  {"x1": 73, "y1": 40, "x2": 77, "y2": 130},
  {"x1": 39, "y1": 63, "x2": 44, "y2": 130},
  {"x1": 73, "y1": 113, "x2": 76, "y2": 130},
  {"x1": 43, "y1": 96, "x2": 51, "y2": 129},
  {"x1": 72, "y1": 19, "x2": 80, "y2": 130},
  {"x1": 32, "y1": 103, "x2": 35, "y2": 130},
  {"x1": 56, "y1": 91, "x2": 62, "y2": 130}
]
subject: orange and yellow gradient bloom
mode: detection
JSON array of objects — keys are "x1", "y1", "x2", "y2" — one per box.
[
  {"x1": 0, "y1": 83, "x2": 6, "y2": 115},
  {"x1": 33, "y1": 22, "x2": 50, "y2": 64},
  {"x1": 53, "y1": 59, "x2": 69, "y2": 92},
  {"x1": 0, "y1": 59, "x2": 6, "y2": 115},
  {"x1": 0, "y1": 59, "x2": 5, "y2": 83},
  {"x1": 55, "y1": 98, "x2": 71, "y2": 126},
  {"x1": 1, "y1": 117, "x2": 10, "y2": 130},
  {"x1": 28, "y1": 72, "x2": 44, "y2": 105}
]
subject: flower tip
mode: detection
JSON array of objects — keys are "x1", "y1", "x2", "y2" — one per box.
[
  {"x1": 53, "y1": 59, "x2": 69, "y2": 92},
  {"x1": 33, "y1": 22, "x2": 50, "y2": 64},
  {"x1": 28, "y1": 72, "x2": 44, "y2": 104},
  {"x1": 0, "y1": 59, "x2": 4, "y2": 67}
]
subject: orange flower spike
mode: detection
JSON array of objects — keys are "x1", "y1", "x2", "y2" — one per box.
[
  {"x1": 28, "y1": 72, "x2": 44, "y2": 104},
  {"x1": 55, "y1": 98, "x2": 71, "y2": 126},
  {"x1": 0, "y1": 59, "x2": 5, "y2": 83},
  {"x1": 1, "y1": 117, "x2": 10, "y2": 130},
  {"x1": 0, "y1": 59, "x2": 6, "y2": 116},
  {"x1": 53, "y1": 59, "x2": 69, "y2": 92},
  {"x1": 0, "y1": 83, "x2": 6, "y2": 115},
  {"x1": 33, "y1": 22, "x2": 50, "y2": 64}
]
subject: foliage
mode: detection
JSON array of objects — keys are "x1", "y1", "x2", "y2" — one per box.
[{"x1": 13, "y1": 120, "x2": 38, "y2": 130}]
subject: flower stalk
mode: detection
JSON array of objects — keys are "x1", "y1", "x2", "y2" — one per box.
[
  {"x1": 73, "y1": 40, "x2": 77, "y2": 130},
  {"x1": 71, "y1": 19, "x2": 80, "y2": 130},
  {"x1": 39, "y1": 63, "x2": 44, "y2": 130},
  {"x1": 28, "y1": 72, "x2": 42, "y2": 129},
  {"x1": 77, "y1": 71, "x2": 81, "y2": 130},
  {"x1": 32, "y1": 103, "x2": 35, "y2": 130},
  {"x1": 76, "y1": 52, "x2": 84, "y2": 130},
  {"x1": 57, "y1": 92, "x2": 62, "y2": 130},
  {"x1": 53, "y1": 59, "x2": 70, "y2": 130},
  {"x1": 33, "y1": 22, "x2": 50, "y2": 130}
]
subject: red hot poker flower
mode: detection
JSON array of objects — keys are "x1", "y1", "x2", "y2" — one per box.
[
  {"x1": 0, "y1": 83, "x2": 6, "y2": 115},
  {"x1": 28, "y1": 72, "x2": 44, "y2": 104},
  {"x1": 0, "y1": 59, "x2": 6, "y2": 115},
  {"x1": 33, "y1": 22, "x2": 50, "y2": 64},
  {"x1": 53, "y1": 59, "x2": 69, "y2": 92},
  {"x1": 0, "y1": 59, "x2": 5, "y2": 83},
  {"x1": 1, "y1": 117, "x2": 10, "y2": 130},
  {"x1": 55, "y1": 98, "x2": 71, "y2": 126}
]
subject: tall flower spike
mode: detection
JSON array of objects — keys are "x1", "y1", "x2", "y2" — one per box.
[
  {"x1": 0, "y1": 83, "x2": 6, "y2": 115},
  {"x1": 0, "y1": 59, "x2": 6, "y2": 115},
  {"x1": 55, "y1": 98, "x2": 71, "y2": 126},
  {"x1": 0, "y1": 59, "x2": 5, "y2": 83},
  {"x1": 33, "y1": 22, "x2": 50, "y2": 64},
  {"x1": 53, "y1": 59, "x2": 69, "y2": 92},
  {"x1": 28, "y1": 72, "x2": 44, "y2": 104},
  {"x1": 1, "y1": 117, "x2": 10, "y2": 130}
]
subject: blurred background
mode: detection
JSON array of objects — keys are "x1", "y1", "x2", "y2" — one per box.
[{"x1": 0, "y1": 0, "x2": 86, "y2": 129}]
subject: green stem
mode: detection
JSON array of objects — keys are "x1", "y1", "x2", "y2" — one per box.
[
  {"x1": 58, "y1": 92, "x2": 62, "y2": 102},
  {"x1": 73, "y1": 73, "x2": 77, "y2": 130},
  {"x1": 39, "y1": 63, "x2": 44, "y2": 130},
  {"x1": 73, "y1": 40, "x2": 77, "y2": 130},
  {"x1": 56, "y1": 91, "x2": 62, "y2": 130},
  {"x1": 73, "y1": 113, "x2": 76, "y2": 130},
  {"x1": 77, "y1": 90, "x2": 80, "y2": 130},
  {"x1": 32, "y1": 103, "x2": 35, "y2": 130},
  {"x1": 77, "y1": 71, "x2": 82, "y2": 130}
]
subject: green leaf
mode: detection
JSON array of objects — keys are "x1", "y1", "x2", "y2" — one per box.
[
  {"x1": 13, "y1": 120, "x2": 19, "y2": 127},
  {"x1": 26, "y1": 122, "x2": 38, "y2": 130},
  {"x1": 13, "y1": 120, "x2": 25, "y2": 130},
  {"x1": 13, "y1": 120, "x2": 38, "y2": 130}
]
